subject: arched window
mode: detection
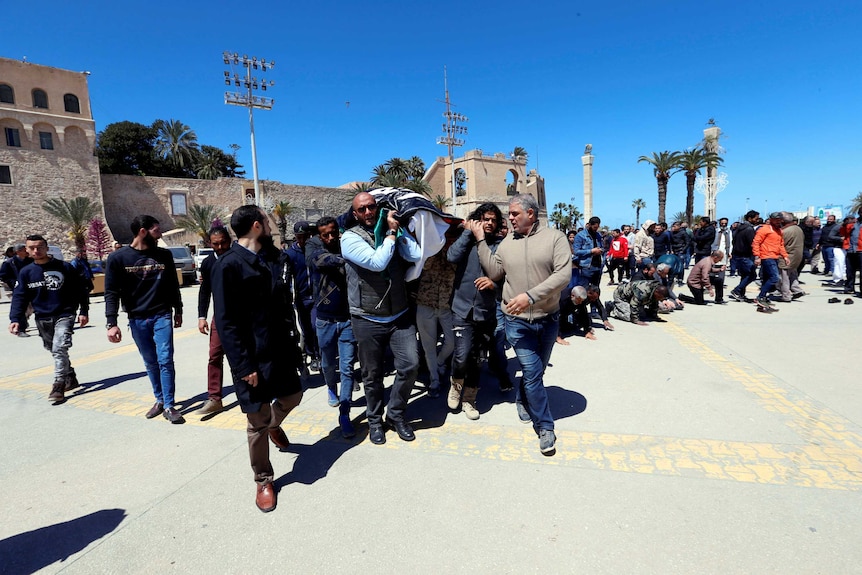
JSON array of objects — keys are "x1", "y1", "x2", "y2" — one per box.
[
  {"x1": 32, "y1": 89, "x2": 49, "y2": 109},
  {"x1": 64, "y1": 93, "x2": 80, "y2": 114},
  {"x1": 506, "y1": 169, "x2": 518, "y2": 195},
  {"x1": 0, "y1": 84, "x2": 14, "y2": 104}
]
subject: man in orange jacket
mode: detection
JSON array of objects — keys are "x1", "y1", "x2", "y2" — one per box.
[{"x1": 752, "y1": 212, "x2": 790, "y2": 311}]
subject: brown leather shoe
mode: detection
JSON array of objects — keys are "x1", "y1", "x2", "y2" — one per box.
[
  {"x1": 255, "y1": 483, "x2": 277, "y2": 513},
  {"x1": 268, "y1": 427, "x2": 290, "y2": 450}
]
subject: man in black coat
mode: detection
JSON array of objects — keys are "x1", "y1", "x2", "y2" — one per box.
[
  {"x1": 211, "y1": 205, "x2": 303, "y2": 513},
  {"x1": 693, "y1": 217, "x2": 716, "y2": 263}
]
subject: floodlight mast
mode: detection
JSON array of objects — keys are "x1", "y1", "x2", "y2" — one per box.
[
  {"x1": 436, "y1": 67, "x2": 467, "y2": 214},
  {"x1": 223, "y1": 51, "x2": 275, "y2": 208}
]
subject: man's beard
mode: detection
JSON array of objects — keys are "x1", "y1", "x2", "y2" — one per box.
[
  {"x1": 259, "y1": 233, "x2": 275, "y2": 250},
  {"x1": 143, "y1": 232, "x2": 157, "y2": 250}
]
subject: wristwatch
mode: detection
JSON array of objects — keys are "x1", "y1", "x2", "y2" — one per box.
[
  {"x1": 106, "y1": 323, "x2": 116, "y2": 330},
  {"x1": 386, "y1": 229, "x2": 398, "y2": 237}
]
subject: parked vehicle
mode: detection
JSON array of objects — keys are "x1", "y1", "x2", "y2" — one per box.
[
  {"x1": 194, "y1": 248, "x2": 214, "y2": 282},
  {"x1": 168, "y1": 246, "x2": 197, "y2": 285},
  {"x1": 47, "y1": 245, "x2": 64, "y2": 261}
]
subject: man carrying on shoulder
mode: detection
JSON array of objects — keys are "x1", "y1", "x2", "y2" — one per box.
[
  {"x1": 9, "y1": 235, "x2": 89, "y2": 403},
  {"x1": 196, "y1": 226, "x2": 232, "y2": 416},
  {"x1": 105, "y1": 215, "x2": 184, "y2": 424},
  {"x1": 341, "y1": 192, "x2": 422, "y2": 445},
  {"x1": 468, "y1": 193, "x2": 570, "y2": 455},
  {"x1": 211, "y1": 206, "x2": 304, "y2": 513}
]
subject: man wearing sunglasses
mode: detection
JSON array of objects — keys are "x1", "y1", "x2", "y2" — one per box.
[{"x1": 341, "y1": 192, "x2": 422, "y2": 445}]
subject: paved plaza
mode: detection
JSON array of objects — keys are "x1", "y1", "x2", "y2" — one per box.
[{"x1": 1, "y1": 272, "x2": 861, "y2": 574}]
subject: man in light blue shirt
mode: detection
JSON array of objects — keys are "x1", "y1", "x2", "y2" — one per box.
[{"x1": 341, "y1": 192, "x2": 422, "y2": 445}]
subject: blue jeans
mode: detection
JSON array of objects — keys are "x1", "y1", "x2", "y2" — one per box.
[
  {"x1": 129, "y1": 312, "x2": 176, "y2": 408},
  {"x1": 757, "y1": 258, "x2": 780, "y2": 299},
  {"x1": 505, "y1": 313, "x2": 558, "y2": 432},
  {"x1": 822, "y1": 246, "x2": 834, "y2": 275},
  {"x1": 315, "y1": 317, "x2": 357, "y2": 411},
  {"x1": 732, "y1": 257, "x2": 758, "y2": 297}
]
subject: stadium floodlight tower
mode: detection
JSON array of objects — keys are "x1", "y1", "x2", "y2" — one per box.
[
  {"x1": 436, "y1": 67, "x2": 468, "y2": 215},
  {"x1": 223, "y1": 51, "x2": 275, "y2": 208}
]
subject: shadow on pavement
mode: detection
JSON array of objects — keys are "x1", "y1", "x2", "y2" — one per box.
[
  {"x1": 547, "y1": 386, "x2": 588, "y2": 420},
  {"x1": 274, "y1": 428, "x2": 359, "y2": 487},
  {"x1": 72, "y1": 372, "x2": 147, "y2": 397},
  {"x1": 0, "y1": 508, "x2": 126, "y2": 575}
]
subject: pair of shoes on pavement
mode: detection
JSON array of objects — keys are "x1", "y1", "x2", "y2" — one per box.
[
  {"x1": 368, "y1": 419, "x2": 415, "y2": 444},
  {"x1": 146, "y1": 401, "x2": 184, "y2": 423}
]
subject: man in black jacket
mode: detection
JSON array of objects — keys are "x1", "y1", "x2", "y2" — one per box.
[
  {"x1": 693, "y1": 217, "x2": 716, "y2": 263},
  {"x1": 1, "y1": 243, "x2": 34, "y2": 334},
  {"x1": 728, "y1": 210, "x2": 760, "y2": 302},
  {"x1": 196, "y1": 226, "x2": 232, "y2": 416},
  {"x1": 819, "y1": 214, "x2": 840, "y2": 276},
  {"x1": 211, "y1": 205, "x2": 303, "y2": 513}
]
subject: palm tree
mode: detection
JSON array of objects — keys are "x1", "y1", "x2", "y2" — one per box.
[
  {"x1": 513, "y1": 146, "x2": 528, "y2": 162},
  {"x1": 383, "y1": 157, "x2": 410, "y2": 182},
  {"x1": 271, "y1": 200, "x2": 294, "y2": 241},
  {"x1": 195, "y1": 147, "x2": 222, "y2": 180},
  {"x1": 175, "y1": 204, "x2": 222, "y2": 245},
  {"x1": 632, "y1": 198, "x2": 647, "y2": 229},
  {"x1": 431, "y1": 194, "x2": 449, "y2": 211},
  {"x1": 849, "y1": 192, "x2": 862, "y2": 216},
  {"x1": 351, "y1": 182, "x2": 371, "y2": 194},
  {"x1": 567, "y1": 202, "x2": 583, "y2": 231},
  {"x1": 406, "y1": 156, "x2": 426, "y2": 180},
  {"x1": 154, "y1": 119, "x2": 199, "y2": 171},
  {"x1": 678, "y1": 147, "x2": 723, "y2": 224},
  {"x1": 42, "y1": 197, "x2": 102, "y2": 253},
  {"x1": 404, "y1": 179, "x2": 432, "y2": 196},
  {"x1": 370, "y1": 164, "x2": 389, "y2": 187},
  {"x1": 638, "y1": 150, "x2": 682, "y2": 223},
  {"x1": 671, "y1": 211, "x2": 687, "y2": 224},
  {"x1": 549, "y1": 202, "x2": 570, "y2": 231}
]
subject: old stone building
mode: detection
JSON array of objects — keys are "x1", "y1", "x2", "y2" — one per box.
[
  {"x1": 0, "y1": 57, "x2": 108, "y2": 252},
  {"x1": 425, "y1": 149, "x2": 546, "y2": 219}
]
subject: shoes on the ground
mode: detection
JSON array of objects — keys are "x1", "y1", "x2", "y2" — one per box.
[
  {"x1": 428, "y1": 384, "x2": 440, "y2": 398},
  {"x1": 516, "y1": 401, "x2": 531, "y2": 423},
  {"x1": 714, "y1": 299, "x2": 727, "y2": 305},
  {"x1": 196, "y1": 398, "x2": 223, "y2": 415},
  {"x1": 756, "y1": 305, "x2": 774, "y2": 314},
  {"x1": 310, "y1": 357, "x2": 321, "y2": 372},
  {"x1": 811, "y1": 268, "x2": 821, "y2": 274},
  {"x1": 327, "y1": 386, "x2": 339, "y2": 407},
  {"x1": 728, "y1": 292, "x2": 745, "y2": 302},
  {"x1": 256, "y1": 482, "x2": 277, "y2": 513},
  {"x1": 268, "y1": 426, "x2": 290, "y2": 450},
  {"x1": 145, "y1": 402, "x2": 164, "y2": 419},
  {"x1": 339, "y1": 414, "x2": 356, "y2": 439},
  {"x1": 845, "y1": 298, "x2": 854, "y2": 305},
  {"x1": 64, "y1": 371, "x2": 80, "y2": 392},
  {"x1": 607, "y1": 281, "x2": 616, "y2": 286},
  {"x1": 49, "y1": 381, "x2": 65, "y2": 403},
  {"x1": 353, "y1": 381, "x2": 361, "y2": 392},
  {"x1": 448, "y1": 377, "x2": 463, "y2": 410},
  {"x1": 386, "y1": 418, "x2": 416, "y2": 442},
  {"x1": 368, "y1": 423, "x2": 386, "y2": 445},
  {"x1": 499, "y1": 380, "x2": 514, "y2": 393},
  {"x1": 755, "y1": 297, "x2": 775, "y2": 309},
  {"x1": 163, "y1": 407, "x2": 185, "y2": 424},
  {"x1": 828, "y1": 297, "x2": 841, "y2": 303},
  {"x1": 17, "y1": 331, "x2": 30, "y2": 338},
  {"x1": 539, "y1": 429, "x2": 557, "y2": 455},
  {"x1": 791, "y1": 292, "x2": 805, "y2": 300}
]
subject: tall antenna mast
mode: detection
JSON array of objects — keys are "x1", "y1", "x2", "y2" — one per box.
[{"x1": 436, "y1": 66, "x2": 468, "y2": 214}]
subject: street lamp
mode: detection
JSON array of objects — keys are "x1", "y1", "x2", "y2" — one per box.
[
  {"x1": 436, "y1": 67, "x2": 467, "y2": 214},
  {"x1": 223, "y1": 51, "x2": 275, "y2": 208}
]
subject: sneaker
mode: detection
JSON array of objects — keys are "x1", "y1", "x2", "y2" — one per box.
[
  {"x1": 196, "y1": 398, "x2": 223, "y2": 415},
  {"x1": 516, "y1": 401, "x2": 531, "y2": 423},
  {"x1": 64, "y1": 371, "x2": 80, "y2": 391},
  {"x1": 539, "y1": 430, "x2": 556, "y2": 454},
  {"x1": 326, "y1": 387, "x2": 339, "y2": 407},
  {"x1": 339, "y1": 414, "x2": 356, "y2": 439},
  {"x1": 17, "y1": 331, "x2": 30, "y2": 338},
  {"x1": 756, "y1": 297, "x2": 774, "y2": 308},
  {"x1": 353, "y1": 381, "x2": 361, "y2": 392},
  {"x1": 756, "y1": 305, "x2": 774, "y2": 314},
  {"x1": 49, "y1": 381, "x2": 65, "y2": 403},
  {"x1": 428, "y1": 384, "x2": 440, "y2": 398},
  {"x1": 310, "y1": 357, "x2": 321, "y2": 372},
  {"x1": 728, "y1": 292, "x2": 745, "y2": 302},
  {"x1": 163, "y1": 407, "x2": 185, "y2": 424},
  {"x1": 145, "y1": 402, "x2": 164, "y2": 419}
]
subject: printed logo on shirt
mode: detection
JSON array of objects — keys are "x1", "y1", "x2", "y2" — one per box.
[
  {"x1": 26, "y1": 270, "x2": 65, "y2": 290},
  {"x1": 125, "y1": 257, "x2": 166, "y2": 280}
]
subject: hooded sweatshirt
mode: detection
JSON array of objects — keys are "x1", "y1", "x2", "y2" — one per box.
[{"x1": 634, "y1": 220, "x2": 656, "y2": 261}]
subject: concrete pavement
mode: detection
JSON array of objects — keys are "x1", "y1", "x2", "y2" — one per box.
[{"x1": 1, "y1": 272, "x2": 860, "y2": 574}]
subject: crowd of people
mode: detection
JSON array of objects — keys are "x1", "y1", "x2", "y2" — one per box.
[{"x1": 5, "y1": 194, "x2": 860, "y2": 513}]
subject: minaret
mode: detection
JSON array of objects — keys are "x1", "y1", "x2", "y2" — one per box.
[
  {"x1": 703, "y1": 123, "x2": 721, "y2": 220},
  {"x1": 582, "y1": 144, "x2": 594, "y2": 221}
]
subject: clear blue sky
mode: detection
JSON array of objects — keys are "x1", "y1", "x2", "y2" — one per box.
[{"x1": 6, "y1": 0, "x2": 860, "y2": 225}]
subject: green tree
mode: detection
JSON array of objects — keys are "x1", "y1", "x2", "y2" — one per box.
[
  {"x1": 406, "y1": 156, "x2": 426, "y2": 180},
  {"x1": 96, "y1": 121, "x2": 160, "y2": 175},
  {"x1": 567, "y1": 201, "x2": 583, "y2": 231},
  {"x1": 271, "y1": 201, "x2": 294, "y2": 241},
  {"x1": 670, "y1": 211, "x2": 687, "y2": 224},
  {"x1": 678, "y1": 147, "x2": 723, "y2": 225},
  {"x1": 849, "y1": 192, "x2": 862, "y2": 216},
  {"x1": 175, "y1": 204, "x2": 223, "y2": 245},
  {"x1": 513, "y1": 146, "x2": 528, "y2": 162},
  {"x1": 431, "y1": 194, "x2": 449, "y2": 211},
  {"x1": 632, "y1": 198, "x2": 647, "y2": 229},
  {"x1": 549, "y1": 202, "x2": 569, "y2": 231},
  {"x1": 195, "y1": 147, "x2": 222, "y2": 180},
  {"x1": 369, "y1": 156, "x2": 431, "y2": 195},
  {"x1": 154, "y1": 118, "x2": 199, "y2": 175},
  {"x1": 638, "y1": 150, "x2": 682, "y2": 223},
  {"x1": 42, "y1": 197, "x2": 102, "y2": 253}
]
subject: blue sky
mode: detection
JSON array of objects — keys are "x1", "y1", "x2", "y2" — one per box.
[{"x1": 6, "y1": 0, "x2": 860, "y2": 225}]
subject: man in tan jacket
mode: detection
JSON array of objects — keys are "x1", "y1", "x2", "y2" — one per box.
[{"x1": 466, "y1": 193, "x2": 570, "y2": 455}]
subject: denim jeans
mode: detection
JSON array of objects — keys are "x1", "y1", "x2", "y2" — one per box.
[
  {"x1": 351, "y1": 313, "x2": 419, "y2": 425},
  {"x1": 129, "y1": 312, "x2": 176, "y2": 408},
  {"x1": 505, "y1": 313, "x2": 558, "y2": 432},
  {"x1": 452, "y1": 315, "x2": 496, "y2": 389},
  {"x1": 315, "y1": 317, "x2": 357, "y2": 409},
  {"x1": 732, "y1": 257, "x2": 757, "y2": 297},
  {"x1": 757, "y1": 258, "x2": 780, "y2": 299},
  {"x1": 36, "y1": 315, "x2": 75, "y2": 381},
  {"x1": 822, "y1": 246, "x2": 834, "y2": 275},
  {"x1": 415, "y1": 304, "x2": 454, "y2": 389}
]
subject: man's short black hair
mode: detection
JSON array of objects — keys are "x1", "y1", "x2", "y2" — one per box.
[
  {"x1": 316, "y1": 215, "x2": 338, "y2": 230},
  {"x1": 130, "y1": 215, "x2": 159, "y2": 237},
  {"x1": 744, "y1": 210, "x2": 760, "y2": 221},
  {"x1": 208, "y1": 226, "x2": 230, "y2": 240},
  {"x1": 25, "y1": 234, "x2": 47, "y2": 245},
  {"x1": 230, "y1": 205, "x2": 265, "y2": 238},
  {"x1": 588, "y1": 216, "x2": 601, "y2": 226}
]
